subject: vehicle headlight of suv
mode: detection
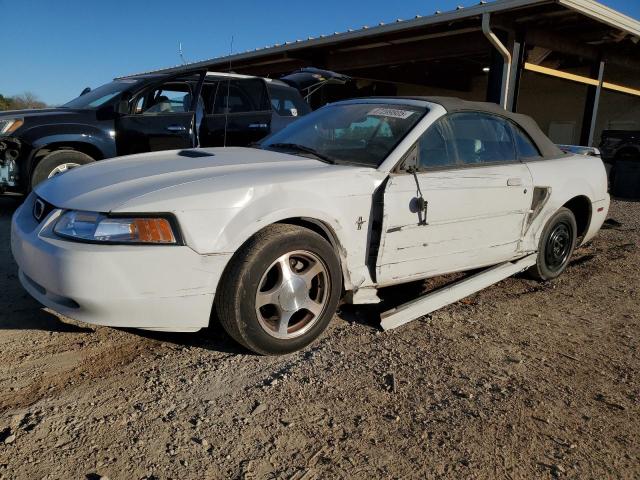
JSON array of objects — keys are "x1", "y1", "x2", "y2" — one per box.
[
  {"x1": 0, "y1": 118, "x2": 24, "y2": 135},
  {"x1": 53, "y1": 211, "x2": 180, "y2": 244}
]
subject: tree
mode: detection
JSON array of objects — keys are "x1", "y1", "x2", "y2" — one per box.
[
  {"x1": 0, "y1": 92, "x2": 48, "y2": 111},
  {"x1": 10, "y1": 92, "x2": 47, "y2": 109},
  {"x1": 0, "y1": 94, "x2": 10, "y2": 111}
]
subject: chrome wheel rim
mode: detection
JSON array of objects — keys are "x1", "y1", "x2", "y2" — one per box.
[
  {"x1": 255, "y1": 250, "x2": 330, "y2": 340},
  {"x1": 48, "y1": 163, "x2": 80, "y2": 178}
]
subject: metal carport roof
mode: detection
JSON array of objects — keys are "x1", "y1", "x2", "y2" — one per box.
[{"x1": 122, "y1": 0, "x2": 640, "y2": 77}]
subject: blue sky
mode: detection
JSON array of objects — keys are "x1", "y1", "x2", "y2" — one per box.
[{"x1": 1, "y1": 0, "x2": 638, "y2": 105}]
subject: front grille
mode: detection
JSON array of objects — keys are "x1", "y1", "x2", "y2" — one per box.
[{"x1": 32, "y1": 196, "x2": 55, "y2": 223}]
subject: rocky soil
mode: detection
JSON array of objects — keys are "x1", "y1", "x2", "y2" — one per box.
[{"x1": 0, "y1": 195, "x2": 638, "y2": 479}]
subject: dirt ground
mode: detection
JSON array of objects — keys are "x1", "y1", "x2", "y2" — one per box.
[{"x1": 0, "y1": 195, "x2": 638, "y2": 480}]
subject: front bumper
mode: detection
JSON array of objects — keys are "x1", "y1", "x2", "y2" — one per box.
[
  {"x1": 0, "y1": 136, "x2": 20, "y2": 189},
  {"x1": 11, "y1": 195, "x2": 232, "y2": 332}
]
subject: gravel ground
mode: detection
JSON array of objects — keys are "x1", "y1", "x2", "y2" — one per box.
[{"x1": 0, "y1": 195, "x2": 638, "y2": 480}]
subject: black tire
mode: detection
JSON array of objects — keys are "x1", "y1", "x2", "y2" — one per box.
[
  {"x1": 215, "y1": 224, "x2": 342, "y2": 355},
  {"x1": 528, "y1": 207, "x2": 577, "y2": 281},
  {"x1": 31, "y1": 150, "x2": 94, "y2": 189}
]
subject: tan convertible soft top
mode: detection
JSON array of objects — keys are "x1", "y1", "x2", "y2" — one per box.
[{"x1": 402, "y1": 96, "x2": 566, "y2": 159}]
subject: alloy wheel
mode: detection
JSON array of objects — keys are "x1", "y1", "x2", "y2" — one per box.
[
  {"x1": 47, "y1": 162, "x2": 80, "y2": 178},
  {"x1": 255, "y1": 250, "x2": 330, "y2": 339}
]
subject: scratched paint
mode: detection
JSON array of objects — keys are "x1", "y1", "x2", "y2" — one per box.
[{"x1": 12, "y1": 99, "x2": 610, "y2": 335}]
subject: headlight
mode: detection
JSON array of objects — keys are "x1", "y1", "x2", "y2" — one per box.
[
  {"x1": 0, "y1": 118, "x2": 24, "y2": 135},
  {"x1": 53, "y1": 211, "x2": 179, "y2": 244}
]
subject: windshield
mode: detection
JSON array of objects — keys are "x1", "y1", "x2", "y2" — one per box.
[
  {"x1": 260, "y1": 103, "x2": 427, "y2": 167},
  {"x1": 62, "y1": 79, "x2": 140, "y2": 109}
]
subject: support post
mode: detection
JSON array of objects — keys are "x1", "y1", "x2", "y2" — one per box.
[
  {"x1": 482, "y1": 13, "x2": 511, "y2": 109},
  {"x1": 508, "y1": 32, "x2": 526, "y2": 112},
  {"x1": 580, "y1": 59, "x2": 605, "y2": 147}
]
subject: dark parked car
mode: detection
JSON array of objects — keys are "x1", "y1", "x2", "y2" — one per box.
[
  {"x1": 0, "y1": 67, "x2": 349, "y2": 193},
  {"x1": 599, "y1": 130, "x2": 640, "y2": 163},
  {"x1": 599, "y1": 130, "x2": 640, "y2": 198}
]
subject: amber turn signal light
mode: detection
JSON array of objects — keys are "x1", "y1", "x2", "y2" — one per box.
[{"x1": 131, "y1": 218, "x2": 176, "y2": 243}]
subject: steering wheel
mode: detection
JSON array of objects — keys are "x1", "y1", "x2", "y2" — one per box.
[{"x1": 367, "y1": 139, "x2": 391, "y2": 156}]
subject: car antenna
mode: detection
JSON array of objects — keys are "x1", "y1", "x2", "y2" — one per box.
[
  {"x1": 223, "y1": 35, "x2": 234, "y2": 148},
  {"x1": 178, "y1": 42, "x2": 187, "y2": 65}
]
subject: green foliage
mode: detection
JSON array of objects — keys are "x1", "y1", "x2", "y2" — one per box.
[{"x1": 0, "y1": 92, "x2": 47, "y2": 111}]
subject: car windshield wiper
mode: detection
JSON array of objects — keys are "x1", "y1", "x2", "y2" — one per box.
[{"x1": 266, "y1": 143, "x2": 336, "y2": 164}]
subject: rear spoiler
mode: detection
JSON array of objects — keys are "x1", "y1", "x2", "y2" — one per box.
[{"x1": 557, "y1": 145, "x2": 601, "y2": 157}]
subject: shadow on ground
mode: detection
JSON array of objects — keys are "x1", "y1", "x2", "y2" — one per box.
[{"x1": 123, "y1": 319, "x2": 250, "y2": 355}]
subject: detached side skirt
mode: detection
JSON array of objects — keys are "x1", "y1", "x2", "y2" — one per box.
[{"x1": 380, "y1": 254, "x2": 537, "y2": 330}]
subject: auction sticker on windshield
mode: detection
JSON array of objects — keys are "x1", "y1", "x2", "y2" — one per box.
[{"x1": 367, "y1": 108, "x2": 416, "y2": 119}]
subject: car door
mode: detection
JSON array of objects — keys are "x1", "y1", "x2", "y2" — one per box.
[
  {"x1": 199, "y1": 78, "x2": 272, "y2": 147},
  {"x1": 115, "y1": 73, "x2": 205, "y2": 155},
  {"x1": 376, "y1": 112, "x2": 533, "y2": 285}
]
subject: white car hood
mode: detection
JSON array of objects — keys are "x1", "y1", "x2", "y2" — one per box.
[{"x1": 35, "y1": 147, "x2": 361, "y2": 212}]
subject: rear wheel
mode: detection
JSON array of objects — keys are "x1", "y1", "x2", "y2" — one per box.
[
  {"x1": 528, "y1": 207, "x2": 577, "y2": 281},
  {"x1": 31, "y1": 150, "x2": 94, "y2": 189},
  {"x1": 215, "y1": 224, "x2": 342, "y2": 355}
]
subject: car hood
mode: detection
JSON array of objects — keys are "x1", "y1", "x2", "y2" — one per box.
[
  {"x1": 35, "y1": 147, "x2": 368, "y2": 212},
  {"x1": 0, "y1": 108, "x2": 83, "y2": 119}
]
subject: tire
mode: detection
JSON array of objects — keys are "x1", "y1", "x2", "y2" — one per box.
[
  {"x1": 215, "y1": 224, "x2": 342, "y2": 355},
  {"x1": 528, "y1": 207, "x2": 577, "y2": 281},
  {"x1": 31, "y1": 150, "x2": 94, "y2": 189}
]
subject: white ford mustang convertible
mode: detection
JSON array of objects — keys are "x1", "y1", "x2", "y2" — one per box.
[{"x1": 11, "y1": 97, "x2": 609, "y2": 354}]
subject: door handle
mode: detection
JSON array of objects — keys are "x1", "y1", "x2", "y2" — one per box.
[
  {"x1": 166, "y1": 125, "x2": 187, "y2": 132},
  {"x1": 507, "y1": 177, "x2": 523, "y2": 186}
]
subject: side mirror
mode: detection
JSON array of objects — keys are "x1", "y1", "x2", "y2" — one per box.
[
  {"x1": 80, "y1": 87, "x2": 91, "y2": 96},
  {"x1": 116, "y1": 99, "x2": 129, "y2": 115}
]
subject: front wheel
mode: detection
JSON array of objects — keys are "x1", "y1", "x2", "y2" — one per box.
[
  {"x1": 528, "y1": 207, "x2": 577, "y2": 281},
  {"x1": 215, "y1": 224, "x2": 342, "y2": 355},
  {"x1": 31, "y1": 150, "x2": 94, "y2": 189}
]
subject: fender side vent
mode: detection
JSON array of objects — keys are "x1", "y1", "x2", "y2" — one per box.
[{"x1": 525, "y1": 186, "x2": 551, "y2": 231}]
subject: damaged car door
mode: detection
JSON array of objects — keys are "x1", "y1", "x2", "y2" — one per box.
[{"x1": 376, "y1": 112, "x2": 534, "y2": 284}]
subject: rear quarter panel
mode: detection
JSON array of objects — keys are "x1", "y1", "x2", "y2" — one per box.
[{"x1": 522, "y1": 154, "x2": 609, "y2": 250}]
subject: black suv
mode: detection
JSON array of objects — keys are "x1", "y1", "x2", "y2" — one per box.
[
  {"x1": 0, "y1": 67, "x2": 348, "y2": 193},
  {"x1": 599, "y1": 130, "x2": 640, "y2": 163}
]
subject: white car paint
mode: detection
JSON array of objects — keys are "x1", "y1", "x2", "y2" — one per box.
[
  {"x1": 378, "y1": 162, "x2": 535, "y2": 284},
  {"x1": 11, "y1": 99, "x2": 610, "y2": 333}
]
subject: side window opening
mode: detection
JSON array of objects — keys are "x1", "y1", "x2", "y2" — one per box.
[
  {"x1": 401, "y1": 117, "x2": 457, "y2": 171},
  {"x1": 268, "y1": 85, "x2": 311, "y2": 117},
  {"x1": 134, "y1": 96, "x2": 145, "y2": 114},
  {"x1": 212, "y1": 79, "x2": 270, "y2": 114},
  {"x1": 447, "y1": 112, "x2": 517, "y2": 165},
  {"x1": 511, "y1": 123, "x2": 542, "y2": 159},
  {"x1": 135, "y1": 82, "x2": 193, "y2": 115},
  {"x1": 416, "y1": 118, "x2": 457, "y2": 169}
]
